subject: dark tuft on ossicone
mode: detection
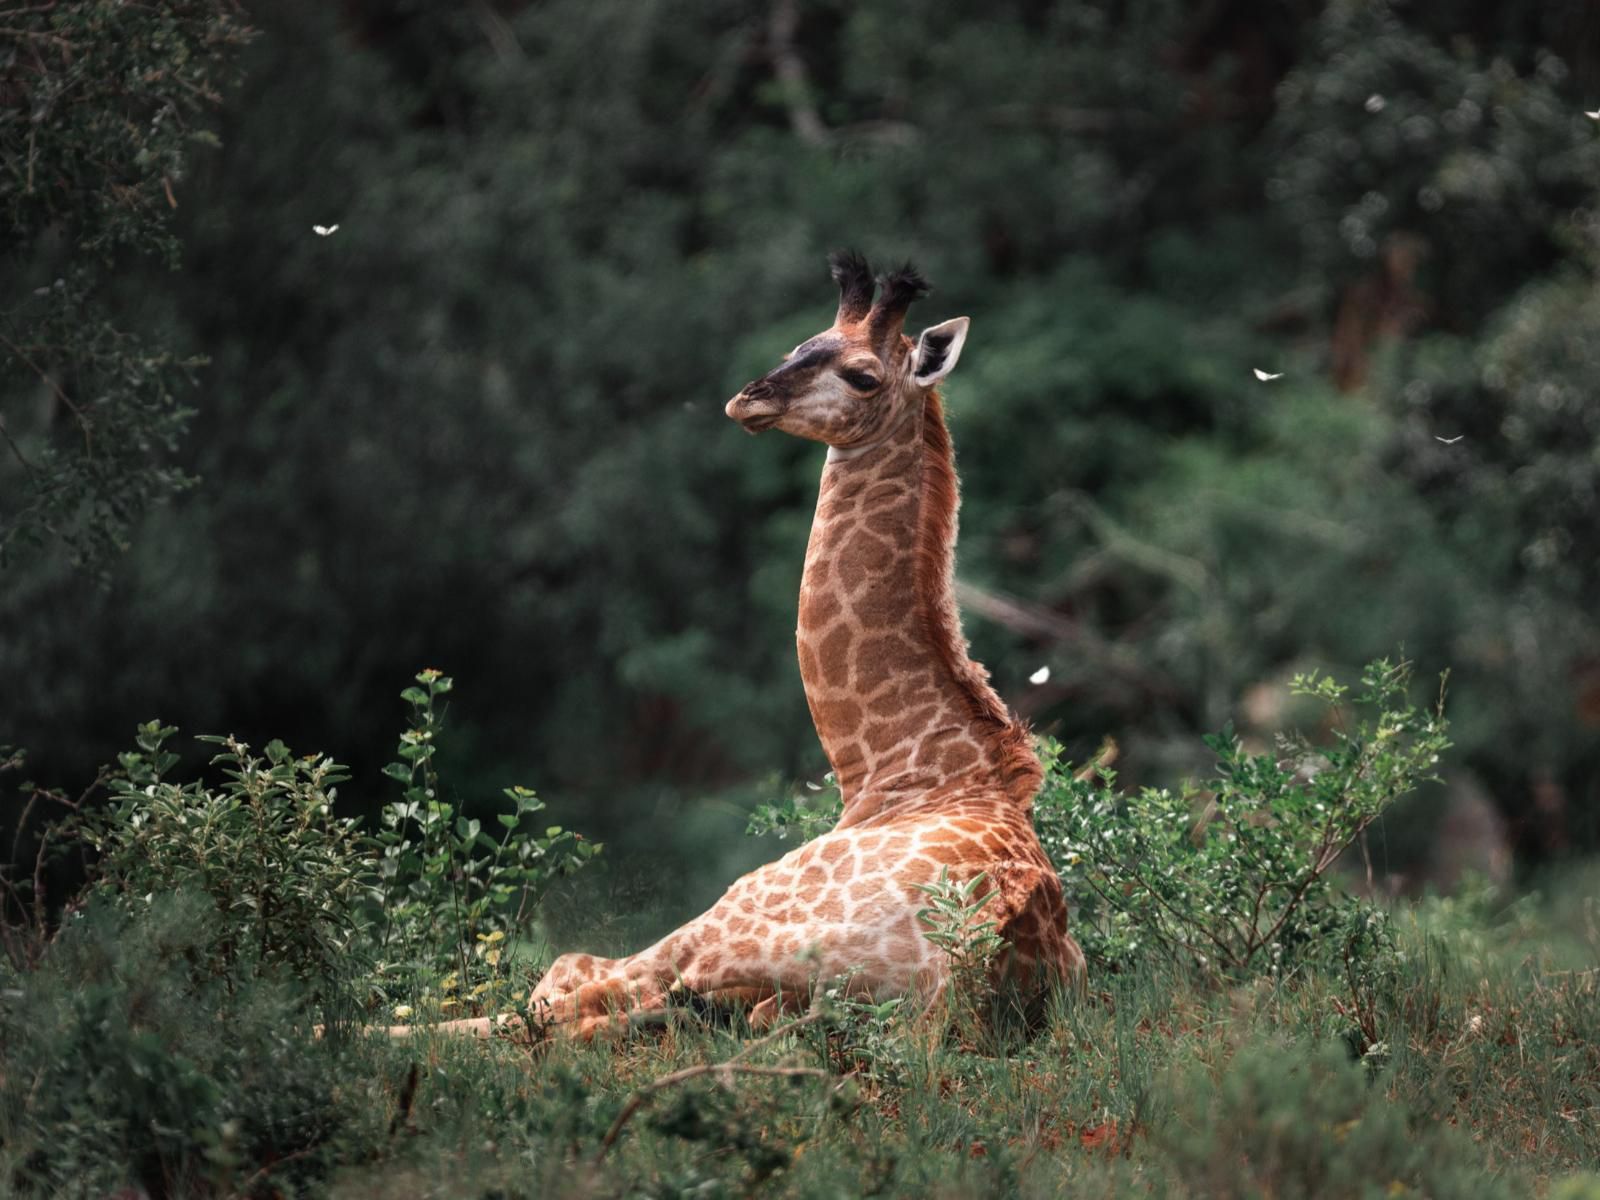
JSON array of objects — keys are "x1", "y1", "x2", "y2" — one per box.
[
  {"x1": 866, "y1": 261, "x2": 931, "y2": 347},
  {"x1": 829, "y1": 249, "x2": 876, "y2": 323},
  {"x1": 875, "y1": 262, "x2": 932, "y2": 314}
]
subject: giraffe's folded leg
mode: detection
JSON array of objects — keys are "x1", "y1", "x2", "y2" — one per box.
[
  {"x1": 688, "y1": 985, "x2": 809, "y2": 1030},
  {"x1": 746, "y1": 989, "x2": 809, "y2": 1029}
]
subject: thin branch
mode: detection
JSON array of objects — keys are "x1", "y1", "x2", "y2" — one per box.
[
  {"x1": 470, "y1": 0, "x2": 524, "y2": 61},
  {"x1": 229, "y1": 1146, "x2": 319, "y2": 1199},
  {"x1": 1107, "y1": 848, "x2": 1242, "y2": 969},
  {"x1": 596, "y1": 1005, "x2": 834, "y2": 1160},
  {"x1": 0, "y1": 333, "x2": 91, "y2": 455},
  {"x1": 725, "y1": 1003, "x2": 828, "y2": 1066},
  {"x1": 955, "y1": 578, "x2": 1089, "y2": 644},
  {"x1": 0, "y1": 415, "x2": 38, "y2": 475},
  {"x1": 834, "y1": 118, "x2": 921, "y2": 149},
  {"x1": 1071, "y1": 737, "x2": 1119, "y2": 784},
  {"x1": 0, "y1": 26, "x2": 72, "y2": 44},
  {"x1": 1060, "y1": 490, "x2": 1213, "y2": 596},
  {"x1": 767, "y1": 0, "x2": 830, "y2": 148},
  {"x1": 954, "y1": 578, "x2": 1175, "y2": 701},
  {"x1": 1082, "y1": 871, "x2": 1182, "y2": 963},
  {"x1": 598, "y1": 1064, "x2": 833, "y2": 1160},
  {"x1": 1255, "y1": 798, "x2": 1380, "y2": 956}
]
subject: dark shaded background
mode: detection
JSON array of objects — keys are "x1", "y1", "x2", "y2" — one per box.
[{"x1": 5, "y1": 0, "x2": 1599, "y2": 940}]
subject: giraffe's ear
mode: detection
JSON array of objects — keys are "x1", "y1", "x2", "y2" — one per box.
[{"x1": 912, "y1": 316, "x2": 969, "y2": 386}]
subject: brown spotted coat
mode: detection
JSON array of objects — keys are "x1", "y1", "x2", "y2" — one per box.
[{"x1": 517, "y1": 255, "x2": 1084, "y2": 1038}]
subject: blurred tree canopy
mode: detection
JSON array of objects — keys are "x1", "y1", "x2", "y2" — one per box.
[
  {"x1": 2, "y1": 0, "x2": 1597, "y2": 896},
  {"x1": 1, "y1": 0, "x2": 252, "y2": 566}
]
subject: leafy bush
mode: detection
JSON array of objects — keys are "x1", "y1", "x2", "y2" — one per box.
[
  {"x1": 0, "y1": 895, "x2": 358, "y2": 1197},
  {"x1": 746, "y1": 772, "x2": 844, "y2": 843},
  {"x1": 12, "y1": 670, "x2": 598, "y2": 1022},
  {"x1": 914, "y1": 868, "x2": 1009, "y2": 1039},
  {"x1": 367, "y1": 669, "x2": 602, "y2": 1021},
  {"x1": 82, "y1": 721, "x2": 366, "y2": 997},
  {"x1": 4, "y1": 868, "x2": 1590, "y2": 1196},
  {"x1": 1038, "y1": 657, "x2": 1450, "y2": 977},
  {"x1": 0, "y1": 1, "x2": 255, "y2": 568}
]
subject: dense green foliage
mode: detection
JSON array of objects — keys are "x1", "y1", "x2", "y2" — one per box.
[
  {"x1": 0, "y1": 0, "x2": 252, "y2": 566},
  {"x1": 88, "y1": 721, "x2": 367, "y2": 990},
  {"x1": 3, "y1": 2, "x2": 1597, "y2": 1193},
  {"x1": 2, "y1": 673, "x2": 598, "y2": 1033},
  {"x1": 3, "y1": 857, "x2": 1597, "y2": 1196},
  {"x1": 1043, "y1": 658, "x2": 1450, "y2": 976},
  {"x1": 1, "y1": 0, "x2": 1597, "y2": 907},
  {"x1": 1, "y1": 671, "x2": 1594, "y2": 1195},
  {"x1": 369, "y1": 670, "x2": 600, "y2": 1019}
]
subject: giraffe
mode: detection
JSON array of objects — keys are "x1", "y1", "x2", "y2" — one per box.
[{"x1": 424, "y1": 253, "x2": 1084, "y2": 1041}]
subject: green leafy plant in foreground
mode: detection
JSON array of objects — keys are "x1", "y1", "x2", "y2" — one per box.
[
  {"x1": 914, "y1": 867, "x2": 1008, "y2": 1036},
  {"x1": 1038, "y1": 656, "x2": 1450, "y2": 977},
  {"x1": 369, "y1": 669, "x2": 602, "y2": 1023},
  {"x1": 746, "y1": 771, "x2": 844, "y2": 843},
  {"x1": 84, "y1": 722, "x2": 367, "y2": 993},
  {"x1": 5, "y1": 671, "x2": 598, "y2": 1023},
  {"x1": 0, "y1": 896, "x2": 354, "y2": 1197}
]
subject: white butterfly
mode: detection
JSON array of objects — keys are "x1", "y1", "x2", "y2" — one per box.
[
  {"x1": 1586, "y1": 110, "x2": 1600, "y2": 121},
  {"x1": 1253, "y1": 368, "x2": 1283, "y2": 382},
  {"x1": 312, "y1": 224, "x2": 340, "y2": 237},
  {"x1": 804, "y1": 781, "x2": 822, "y2": 792},
  {"x1": 1029, "y1": 666, "x2": 1050, "y2": 685},
  {"x1": 1365, "y1": 94, "x2": 1386, "y2": 113},
  {"x1": 1434, "y1": 435, "x2": 1464, "y2": 444}
]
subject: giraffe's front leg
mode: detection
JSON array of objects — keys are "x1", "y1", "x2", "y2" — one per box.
[
  {"x1": 525, "y1": 927, "x2": 807, "y2": 1038},
  {"x1": 526, "y1": 949, "x2": 675, "y2": 1037}
]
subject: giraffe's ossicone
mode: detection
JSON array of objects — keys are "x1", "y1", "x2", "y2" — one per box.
[{"x1": 521, "y1": 253, "x2": 1085, "y2": 1039}]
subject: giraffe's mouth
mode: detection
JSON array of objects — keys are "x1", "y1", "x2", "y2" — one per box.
[{"x1": 725, "y1": 393, "x2": 784, "y2": 434}]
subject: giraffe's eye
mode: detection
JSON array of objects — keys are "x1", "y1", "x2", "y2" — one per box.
[{"x1": 841, "y1": 369, "x2": 880, "y2": 392}]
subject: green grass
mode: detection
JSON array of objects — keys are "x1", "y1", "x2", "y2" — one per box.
[{"x1": 5, "y1": 871, "x2": 1597, "y2": 1198}]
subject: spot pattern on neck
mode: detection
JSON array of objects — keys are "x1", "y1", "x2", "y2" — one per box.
[{"x1": 796, "y1": 391, "x2": 1042, "y2": 827}]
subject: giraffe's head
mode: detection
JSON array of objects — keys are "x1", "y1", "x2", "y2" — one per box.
[{"x1": 725, "y1": 251, "x2": 969, "y2": 449}]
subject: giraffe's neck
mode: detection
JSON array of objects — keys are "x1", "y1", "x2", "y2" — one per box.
[{"x1": 796, "y1": 392, "x2": 1042, "y2": 829}]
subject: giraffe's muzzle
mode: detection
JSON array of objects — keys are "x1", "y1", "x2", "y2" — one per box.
[{"x1": 725, "y1": 386, "x2": 784, "y2": 434}]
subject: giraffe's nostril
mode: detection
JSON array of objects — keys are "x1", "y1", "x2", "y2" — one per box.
[{"x1": 726, "y1": 389, "x2": 784, "y2": 432}]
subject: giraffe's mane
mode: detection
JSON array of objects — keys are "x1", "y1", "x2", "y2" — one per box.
[{"x1": 913, "y1": 391, "x2": 1045, "y2": 808}]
